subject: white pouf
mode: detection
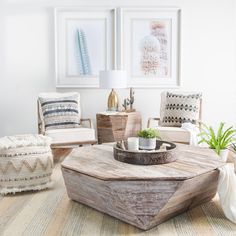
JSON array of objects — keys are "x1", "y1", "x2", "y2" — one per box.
[{"x1": 0, "y1": 134, "x2": 53, "y2": 195}]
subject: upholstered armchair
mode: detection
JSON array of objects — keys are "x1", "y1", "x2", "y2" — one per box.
[
  {"x1": 37, "y1": 92, "x2": 97, "y2": 148},
  {"x1": 147, "y1": 91, "x2": 202, "y2": 144}
]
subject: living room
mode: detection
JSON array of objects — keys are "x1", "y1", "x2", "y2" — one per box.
[{"x1": 0, "y1": 0, "x2": 236, "y2": 235}]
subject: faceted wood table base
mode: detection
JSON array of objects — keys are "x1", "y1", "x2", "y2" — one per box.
[{"x1": 61, "y1": 144, "x2": 225, "y2": 230}]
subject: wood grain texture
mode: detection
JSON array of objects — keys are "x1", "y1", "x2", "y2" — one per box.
[
  {"x1": 61, "y1": 167, "x2": 220, "y2": 230},
  {"x1": 96, "y1": 112, "x2": 142, "y2": 144},
  {"x1": 153, "y1": 170, "x2": 220, "y2": 226},
  {"x1": 61, "y1": 143, "x2": 225, "y2": 181},
  {"x1": 61, "y1": 143, "x2": 226, "y2": 230},
  {"x1": 0, "y1": 156, "x2": 235, "y2": 235},
  {"x1": 62, "y1": 167, "x2": 181, "y2": 230},
  {"x1": 52, "y1": 148, "x2": 73, "y2": 163}
]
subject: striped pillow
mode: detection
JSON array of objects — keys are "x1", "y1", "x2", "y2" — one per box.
[{"x1": 39, "y1": 93, "x2": 80, "y2": 131}]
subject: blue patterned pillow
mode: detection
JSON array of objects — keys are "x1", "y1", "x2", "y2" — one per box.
[{"x1": 39, "y1": 93, "x2": 80, "y2": 130}]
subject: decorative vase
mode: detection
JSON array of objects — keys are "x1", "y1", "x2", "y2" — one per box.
[
  {"x1": 139, "y1": 137, "x2": 156, "y2": 150},
  {"x1": 218, "y1": 149, "x2": 229, "y2": 162}
]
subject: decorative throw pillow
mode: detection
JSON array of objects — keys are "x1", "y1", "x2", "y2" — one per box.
[
  {"x1": 161, "y1": 92, "x2": 202, "y2": 127},
  {"x1": 39, "y1": 93, "x2": 80, "y2": 131}
]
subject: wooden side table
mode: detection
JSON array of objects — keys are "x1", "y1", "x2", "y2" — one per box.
[{"x1": 96, "y1": 112, "x2": 142, "y2": 144}]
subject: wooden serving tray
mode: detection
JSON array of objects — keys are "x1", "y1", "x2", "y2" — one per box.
[{"x1": 113, "y1": 140, "x2": 177, "y2": 165}]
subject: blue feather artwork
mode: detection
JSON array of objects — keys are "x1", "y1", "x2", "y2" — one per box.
[{"x1": 76, "y1": 29, "x2": 92, "y2": 75}]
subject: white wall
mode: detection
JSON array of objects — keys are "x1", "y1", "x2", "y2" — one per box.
[{"x1": 1, "y1": 0, "x2": 236, "y2": 137}]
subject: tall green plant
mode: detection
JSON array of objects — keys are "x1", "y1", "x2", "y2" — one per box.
[{"x1": 198, "y1": 122, "x2": 236, "y2": 154}]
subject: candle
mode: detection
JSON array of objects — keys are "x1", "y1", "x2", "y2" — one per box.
[{"x1": 127, "y1": 137, "x2": 139, "y2": 151}]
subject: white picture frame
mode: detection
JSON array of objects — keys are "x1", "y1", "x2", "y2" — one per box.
[
  {"x1": 55, "y1": 7, "x2": 116, "y2": 88},
  {"x1": 118, "y1": 7, "x2": 181, "y2": 88}
]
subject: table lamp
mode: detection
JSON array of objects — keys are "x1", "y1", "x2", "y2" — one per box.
[{"x1": 99, "y1": 70, "x2": 127, "y2": 111}]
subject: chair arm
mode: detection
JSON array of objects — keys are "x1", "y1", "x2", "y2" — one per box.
[
  {"x1": 81, "y1": 118, "x2": 94, "y2": 129},
  {"x1": 37, "y1": 99, "x2": 45, "y2": 135},
  {"x1": 38, "y1": 121, "x2": 45, "y2": 135},
  {"x1": 147, "y1": 117, "x2": 160, "y2": 128}
]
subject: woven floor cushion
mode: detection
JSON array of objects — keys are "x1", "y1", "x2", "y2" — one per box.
[{"x1": 0, "y1": 134, "x2": 53, "y2": 195}]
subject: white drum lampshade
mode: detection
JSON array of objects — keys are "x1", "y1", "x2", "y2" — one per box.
[
  {"x1": 99, "y1": 70, "x2": 127, "y2": 89},
  {"x1": 99, "y1": 70, "x2": 127, "y2": 111}
]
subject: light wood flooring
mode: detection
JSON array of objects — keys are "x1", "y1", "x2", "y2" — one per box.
[{"x1": 0, "y1": 148, "x2": 236, "y2": 236}]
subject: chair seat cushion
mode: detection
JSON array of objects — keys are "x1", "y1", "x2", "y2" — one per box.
[
  {"x1": 0, "y1": 134, "x2": 53, "y2": 195},
  {"x1": 45, "y1": 128, "x2": 96, "y2": 144},
  {"x1": 156, "y1": 126, "x2": 191, "y2": 143}
]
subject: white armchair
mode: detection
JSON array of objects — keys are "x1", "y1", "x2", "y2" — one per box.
[
  {"x1": 147, "y1": 91, "x2": 202, "y2": 144},
  {"x1": 37, "y1": 92, "x2": 97, "y2": 148}
]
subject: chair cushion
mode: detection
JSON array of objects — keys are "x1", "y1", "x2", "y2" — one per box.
[
  {"x1": 45, "y1": 128, "x2": 96, "y2": 144},
  {"x1": 157, "y1": 126, "x2": 191, "y2": 143},
  {"x1": 0, "y1": 134, "x2": 53, "y2": 195},
  {"x1": 38, "y1": 92, "x2": 81, "y2": 131},
  {"x1": 160, "y1": 92, "x2": 202, "y2": 127}
]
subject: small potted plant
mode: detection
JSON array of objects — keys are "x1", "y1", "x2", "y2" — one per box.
[
  {"x1": 198, "y1": 122, "x2": 236, "y2": 162},
  {"x1": 138, "y1": 128, "x2": 161, "y2": 150}
]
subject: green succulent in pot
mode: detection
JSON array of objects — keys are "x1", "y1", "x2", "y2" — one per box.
[
  {"x1": 198, "y1": 122, "x2": 236, "y2": 161},
  {"x1": 137, "y1": 128, "x2": 161, "y2": 139},
  {"x1": 138, "y1": 128, "x2": 161, "y2": 150}
]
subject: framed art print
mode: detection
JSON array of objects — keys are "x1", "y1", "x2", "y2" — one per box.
[
  {"x1": 55, "y1": 8, "x2": 116, "y2": 87},
  {"x1": 119, "y1": 8, "x2": 181, "y2": 87}
]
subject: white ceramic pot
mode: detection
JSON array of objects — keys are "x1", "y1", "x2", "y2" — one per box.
[
  {"x1": 218, "y1": 149, "x2": 229, "y2": 162},
  {"x1": 139, "y1": 137, "x2": 156, "y2": 150}
]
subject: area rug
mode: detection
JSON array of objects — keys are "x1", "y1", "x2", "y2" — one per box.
[{"x1": 0, "y1": 161, "x2": 236, "y2": 236}]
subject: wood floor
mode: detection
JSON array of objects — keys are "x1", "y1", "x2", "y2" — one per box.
[{"x1": 0, "y1": 148, "x2": 236, "y2": 236}]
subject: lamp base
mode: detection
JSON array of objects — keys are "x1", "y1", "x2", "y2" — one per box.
[{"x1": 108, "y1": 89, "x2": 119, "y2": 111}]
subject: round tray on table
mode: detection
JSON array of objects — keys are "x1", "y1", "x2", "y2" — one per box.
[{"x1": 113, "y1": 140, "x2": 177, "y2": 165}]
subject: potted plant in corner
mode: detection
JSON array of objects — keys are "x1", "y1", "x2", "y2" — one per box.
[
  {"x1": 138, "y1": 128, "x2": 161, "y2": 150},
  {"x1": 198, "y1": 122, "x2": 236, "y2": 162}
]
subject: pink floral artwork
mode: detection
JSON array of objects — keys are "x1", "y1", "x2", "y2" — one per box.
[{"x1": 140, "y1": 21, "x2": 168, "y2": 77}]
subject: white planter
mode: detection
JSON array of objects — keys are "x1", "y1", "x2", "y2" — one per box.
[
  {"x1": 139, "y1": 137, "x2": 156, "y2": 150},
  {"x1": 232, "y1": 153, "x2": 236, "y2": 174},
  {"x1": 218, "y1": 149, "x2": 229, "y2": 162}
]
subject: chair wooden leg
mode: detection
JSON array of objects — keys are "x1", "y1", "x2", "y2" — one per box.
[{"x1": 51, "y1": 148, "x2": 73, "y2": 163}]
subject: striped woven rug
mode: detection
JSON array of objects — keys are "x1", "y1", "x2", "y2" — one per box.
[{"x1": 0, "y1": 160, "x2": 236, "y2": 236}]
